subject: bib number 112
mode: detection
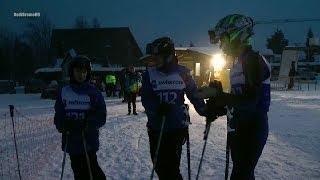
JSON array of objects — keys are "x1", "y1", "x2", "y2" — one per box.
[{"x1": 157, "y1": 92, "x2": 177, "y2": 104}]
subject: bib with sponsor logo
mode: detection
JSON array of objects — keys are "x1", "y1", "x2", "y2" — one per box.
[
  {"x1": 230, "y1": 51, "x2": 271, "y2": 112},
  {"x1": 61, "y1": 86, "x2": 91, "y2": 121},
  {"x1": 148, "y1": 67, "x2": 186, "y2": 105}
]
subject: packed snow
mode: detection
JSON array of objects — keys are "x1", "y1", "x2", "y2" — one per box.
[{"x1": 0, "y1": 89, "x2": 320, "y2": 180}]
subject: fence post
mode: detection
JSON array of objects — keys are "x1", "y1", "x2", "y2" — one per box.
[
  {"x1": 285, "y1": 79, "x2": 287, "y2": 89},
  {"x1": 9, "y1": 105, "x2": 22, "y2": 180},
  {"x1": 299, "y1": 80, "x2": 302, "y2": 91}
]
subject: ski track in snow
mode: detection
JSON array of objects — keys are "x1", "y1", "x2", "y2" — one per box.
[{"x1": 1, "y1": 92, "x2": 320, "y2": 179}]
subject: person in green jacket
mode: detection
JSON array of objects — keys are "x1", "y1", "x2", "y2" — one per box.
[
  {"x1": 125, "y1": 66, "x2": 141, "y2": 115},
  {"x1": 105, "y1": 73, "x2": 116, "y2": 97}
]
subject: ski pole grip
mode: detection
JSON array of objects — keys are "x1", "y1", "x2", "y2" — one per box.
[
  {"x1": 203, "y1": 121, "x2": 211, "y2": 140},
  {"x1": 9, "y1": 105, "x2": 14, "y2": 117}
]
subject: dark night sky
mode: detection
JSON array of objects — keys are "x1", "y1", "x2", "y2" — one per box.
[{"x1": 1, "y1": 0, "x2": 320, "y2": 53}]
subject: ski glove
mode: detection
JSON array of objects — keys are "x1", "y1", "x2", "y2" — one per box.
[
  {"x1": 157, "y1": 103, "x2": 171, "y2": 117},
  {"x1": 203, "y1": 81, "x2": 227, "y2": 119},
  {"x1": 196, "y1": 80, "x2": 223, "y2": 99},
  {"x1": 206, "y1": 97, "x2": 227, "y2": 119},
  {"x1": 63, "y1": 119, "x2": 88, "y2": 133}
]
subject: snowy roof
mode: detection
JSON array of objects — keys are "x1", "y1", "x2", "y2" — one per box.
[
  {"x1": 34, "y1": 67, "x2": 62, "y2": 73},
  {"x1": 259, "y1": 49, "x2": 274, "y2": 55},
  {"x1": 34, "y1": 64, "x2": 146, "y2": 73},
  {"x1": 54, "y1": 58, "x2": 64, "y2": 68},
  {"x1": 139, "y1": 55, "x2": 151, "y2": 60},
  {"x1": 92, "y1": 66, "x2": 146, "y2": 72},
  {"x1": 175, "y1": 46, "x2": 222, "y2": 56}
]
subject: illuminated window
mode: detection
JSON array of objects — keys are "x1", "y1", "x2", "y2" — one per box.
[{"x1": 195, "y1": 63, "x2": 200, "y2": 76}]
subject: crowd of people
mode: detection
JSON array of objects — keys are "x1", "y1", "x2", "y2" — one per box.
[
  {"x1": 54, "y1": 14, "x2": 271, "y2": 180},
  {"x1": 89, "y1": 67, "x2": 142, "y2": 99}
]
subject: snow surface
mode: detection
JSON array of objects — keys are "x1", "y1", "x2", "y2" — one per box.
[{"x1": 0, "y1": 90, "x2": 320, "y2": 180}]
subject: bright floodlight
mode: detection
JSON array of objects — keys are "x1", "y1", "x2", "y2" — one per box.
[{"x1": 211, "y1": 54, "x2": 226, "y2": 71}]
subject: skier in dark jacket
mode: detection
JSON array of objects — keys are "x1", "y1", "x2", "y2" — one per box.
[
  {"x1": 197, "y1": 14, "x2": 271, "y2": 180},
  {"x1": 54, "y1": 55, "x2": 106, "y2": 180},
  {"x1": 120, "y1": 67, "x2": 129, "y2": 102},
  {"x1": 125, "y1": 66, "x2": 141, "y2": 115},
  {"x1": 141, "y1": 37, "x2": 207, "y2": 179},
  {"x1": 288, "y1": 61, "x2": 296, "y2": 89}
]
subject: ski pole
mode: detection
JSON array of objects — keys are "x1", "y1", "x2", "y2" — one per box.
[
  {"x1": 82, "y1": 130, "x2": 93, "y2": 180},
  {"x1": 60, "y1": 131, "x2": 69, "y2": 180},
  {"x1": 183, "y1": 103, "x2": 192, "y2": 180},
  {"x1": 186, "y1": 129, "x2": 191, "y2": 180},
  {"x1": 9, "y1": 105, "x2": 22, "y2": 180},
  {"x1": 225, "y1": 133, "x2": 230, "y2": 180},
  {"x1": 150, "y1": 116, "x2": 166, "y2": 180},
  {"x1": 196, "y1": 117, "x2": 216, "y2": 180},
  {"x1": 225, "y1": 117, "x2": 231, "y2": 180},
  {"x1": 225, "y1": 106, "x2": 235, "y2": 180}
]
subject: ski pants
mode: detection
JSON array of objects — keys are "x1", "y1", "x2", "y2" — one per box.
[
  {"x1": 288, "y1": 77, "x2": 294, "y2": 89},
  {"x1": 69, "y1": 151, "x2": 106, "y2": 180},
  {"x1": 148, "y1": 128, "x2": 188, "y2": 180},
  {"x1": 127, "y1": 92, "x2": 137, "y2": 113},
  {"x1": 105, "y1": 84, "x2": 115, "y2": 97},
  {"x1": 230, "y1": 112, "x2": 269, "y2": 180}
]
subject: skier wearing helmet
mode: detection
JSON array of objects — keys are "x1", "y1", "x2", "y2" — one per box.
[
  {"x1": 141, "y1": 37, "x2": 207, "y2": 179},
  {"x1": 54, "y1": 55, "x2": 106, "y2": 180},
  {"x1": 196, "y1": 14, "x2": 271, "y2": 179}
]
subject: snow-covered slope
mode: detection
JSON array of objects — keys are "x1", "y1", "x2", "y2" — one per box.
[{"x1": 1, "y1": 90, "x2": 319, "y2": 179}]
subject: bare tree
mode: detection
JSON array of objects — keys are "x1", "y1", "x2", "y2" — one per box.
[
  {"x1": 0, "y1": 28, "x2": 16, "y2": 80},
  {"x1": 92, "y1": 17, "x2": 101, "y2": 28},
  {"x1": 24, "y1": 14, "x2": 54, "y2": 68},
  {"x1": 74, "y1": 16, "x2": 89, "y2": 29},
  {"x1": 305, "y1": 28, "x2": 314, "y2": 61},
  {"x1": 14, "y1": 37, "x2": 33, "y2": 80}
]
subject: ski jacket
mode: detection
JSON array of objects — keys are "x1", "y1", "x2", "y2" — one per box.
[
  {"x1": 54, "y1": 82, "x2": 106, "y2": 154},
  {"x1": 105, "y1": 75, "x2": 116, "y2": 85},
  {"x1": 288, "y1": 64, "x2": 296, "y2": 77},
  {"x1": 125, "y1": 72, "x2": 141, "y2": 93},
  {"x1": 228, "y1": 48, "x2": 271, "y2": 116},
  {"x1": 141, "y1": 64, "x2": 207, "y2": 132}
]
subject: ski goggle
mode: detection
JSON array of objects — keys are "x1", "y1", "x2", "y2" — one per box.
[
  {"x1": 146, "y1": 43, "x2": 175, "y2": 56},
  {"x1": 209, "y1": 30, "x2": 231, "y2": 46},
  {"x1": 146, "y1": 43, "x2": 159, "y2": 55},
  {"x1": 208, "y1": 30, "x2": 219, "y2": 44}
]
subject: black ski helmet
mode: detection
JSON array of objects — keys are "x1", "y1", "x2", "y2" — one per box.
[
  {"x1": 146, "y1": 37, "x2": 176, "y2": 69},
  {"x1": 146, "y1": 37, "x2": 175, "y2": 56},
  {"x1": 68, "y1": 55, "x2": 92, "y2": 81}
]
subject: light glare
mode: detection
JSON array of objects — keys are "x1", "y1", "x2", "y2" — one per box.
[{"x1": 211, "y1": 54, "x2": 226, "y2": 71}]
